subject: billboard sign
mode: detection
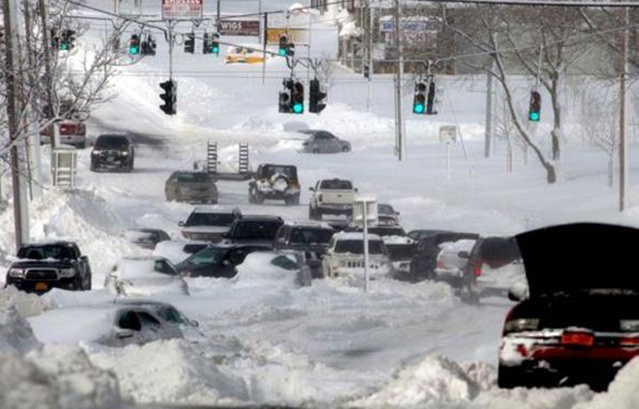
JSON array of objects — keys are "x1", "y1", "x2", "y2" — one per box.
[
  {"x1": 162, "y1": 0, "x2": 203, "y2": 21},
  {"x1": 218, "y1": 20, "x2": 261, "y2": 36}
]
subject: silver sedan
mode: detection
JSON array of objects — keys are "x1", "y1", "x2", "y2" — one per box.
[{"x1": 300, "y1": 130, "x2": 351, "y2": 153}]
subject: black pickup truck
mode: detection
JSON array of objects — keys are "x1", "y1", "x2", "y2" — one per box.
[{"x1": 5, "y1": 241, "x2": 92, "y2": 293}]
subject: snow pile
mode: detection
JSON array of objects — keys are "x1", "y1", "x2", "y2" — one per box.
[
  {"x1": 0, "y1": 188, "x2": 141, "y2": 282},
  {"x1": 0, "y1": 286, "x2": 52, "y2": 318},
  {"x1": 352, "y1": 355, "x2": 479, "y2": 407},
  {"x1": 0, "y1": 345, "x2": 121, "y2": 409},
  {"x1": 87, "y1": 339, "x2": 250, "y2": 404},
  {"x1": 578, "y1": 358, "x2": 639, "y2": 409},
  {"x1": 0, "y1": 307, "x2": 41, "y2": 354},
  {"x1": 235, "y1": 252, "x2": 307, "y2": 288}
]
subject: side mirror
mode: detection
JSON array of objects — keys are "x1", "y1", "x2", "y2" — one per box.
[
  {"x1": 190, "y1": 320, "x2": 200, "y2": 328},
  {"x1": 309, "y1": 187, "x2": 315, "y2": 192},
  {"x1": 116, "y1": 328, "x2": 135, "y2": 339},
  {"x1": 178, "y1": 221, "x2": 185, "y2": 227},
  {"x1": 354, "y1": 188, "x2": 358, "y2": 192},
  {"x1": 458, "y1": 251, "x2": 470, "y2": 259}
]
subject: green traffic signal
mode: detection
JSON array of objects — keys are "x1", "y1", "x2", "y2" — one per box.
[
  {"x1": 129, "y1": 45, "x2": 139, "y2": 55},
  {"x1": 278, "y1": 48, "x2": 287, "y2": 56},
  {"x1": 413, "y1": 103, "x2": 425, "y2": 114},
  {"x1": 529, "y1": 112, "x2": 540, "y2": 122},
  {"x1": 292, "y1": 103, "x2": 303, "y2": 114}
]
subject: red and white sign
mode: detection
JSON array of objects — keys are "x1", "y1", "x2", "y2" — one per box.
[{"x1": 162, "y1": 0, "x2": 203, "y2": 21}]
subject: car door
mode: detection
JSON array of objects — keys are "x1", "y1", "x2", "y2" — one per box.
[{"x1": 322, "y1": 132, "x2": 341, "y2": 153}]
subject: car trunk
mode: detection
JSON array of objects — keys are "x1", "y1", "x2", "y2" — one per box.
[{"x1": 515, "y1": 223, "x2": 639, "y2": 298}]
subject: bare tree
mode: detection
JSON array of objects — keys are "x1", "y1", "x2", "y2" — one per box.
[{"x1": 440, "y1": 5, "x2": 603, "y2": 184}]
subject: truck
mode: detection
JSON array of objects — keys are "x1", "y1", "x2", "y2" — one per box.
[
  {"x1": 40, "y1": 119, "x2": 88, "y2": 149},
  {"x1": 4, "y1": 241, "x2": 92, "y2": 293},
  {"x1": 308, "y1": 178, "x2": 358, "y2": 220},
  {"x1": 321, "y1": 232, "x2": 393, "y2": 279},
  {"x1": 248, "y1": 164, "x2": 301, "y2": 205}
]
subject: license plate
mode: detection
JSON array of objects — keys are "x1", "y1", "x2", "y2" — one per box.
[
  {"x1": 561, "y1": 332, "x2": 594, "y2": 347},
  {"x1": 35, "y1": 282, "x2": 48, "y2": 291}
]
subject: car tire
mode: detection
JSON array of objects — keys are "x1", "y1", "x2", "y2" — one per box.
[
  {"x1": 308, "y1": 206, "x2": 315, "y2": 219},
  {"x1": 342, "y1": 146, "x2": 349, "y2": 152},
  {"x1": 313, "y1": 148, "x2": 320, "y2": 154},
  {"x1": 254, "y1": 191, "x2": 265, "y2": 204},
  {"x1": 90, "y1": 161, "x2": 98, "y2": 172}
]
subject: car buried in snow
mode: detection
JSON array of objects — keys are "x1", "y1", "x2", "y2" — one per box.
[
  {"x1": 498, "y1": 223, "x2": 639, "y2": 391},
  {"x1": 105, "y1": 256, "x2": 189, "y2": 297},
  {"x1": 27, "y1": 302, "x2": 189, "y2": 347}
]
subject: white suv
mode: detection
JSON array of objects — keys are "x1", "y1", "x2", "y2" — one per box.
[
  {"x1": 179, "y1": 206, "x2": 242, "y2": 242},
  {"x1": 322, "y1": 232, "x2": 392, "y2": 279}
]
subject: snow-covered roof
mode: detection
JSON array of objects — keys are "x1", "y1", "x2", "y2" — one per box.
[{"x1": 334, "y1": 232, "x2": 383, "y2": 241}]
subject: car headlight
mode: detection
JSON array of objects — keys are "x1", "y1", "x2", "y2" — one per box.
[
  {"x1": 121, "y1": 151, "x2": 128, "y2": 156},
  {"x1": 504, "y1": 318, "x2": 539, "y2": 334},
  {"x1": 8, "y1": 268, "x2": 24, "y2": 278},
  {"x1": 58, "y1": 268, "x2": 76, "y2": 278}
]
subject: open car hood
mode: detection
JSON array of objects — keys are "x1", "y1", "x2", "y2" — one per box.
[{"x1": 515, "y1": 223, "x2": 639, "y2": 298}]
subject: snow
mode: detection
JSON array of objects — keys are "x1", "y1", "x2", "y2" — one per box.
[{"x1": 0, "y1": 0, "x2": 638, "y2": 406}]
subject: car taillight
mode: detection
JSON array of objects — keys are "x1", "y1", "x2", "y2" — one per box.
[
  {"x1": 473, "y1": 261, "x2": 482, "y2": 277},
  {"x1": 619, "y1": 337, "x2": 639, "y2": 347},
  {"x1": 560, "y1": 330, "x2": 594, "y2": 347},
  {"x1": 436, "y1": 259, "x2": 444, "y2": 268}
]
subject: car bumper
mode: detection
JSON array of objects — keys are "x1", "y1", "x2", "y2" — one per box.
[
  {"x1": 317, "y1": 204, "x2": 353, "y2": 215},
  {"x1": 5, "y1": 277, "x2": 81, "y2": 293},
  {"x1": 181, "y1": 231, "x2": 225, "y2": 242},
  {"x1": 92, "y1": 156, "x2": 129, "y2": 167}
]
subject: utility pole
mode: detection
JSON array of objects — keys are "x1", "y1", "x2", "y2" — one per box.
[
  {"x1": 22, "y1": 0, "x2": 43, "y2": 199},
  {"x1": 39, "y1": 0, "x2": 57, "y2": 149},
  {"x1": 3, "y1": 0, "x2": 30, "y2": 250},
  {"x1": 393, "y1": 0, "x2": 404, "y2": 160},
  {"x1": 484, "y1": 69, "x2": 493, "y2": 158},
  {"x1": 619, "y1": 6, "x2": 629, "y2": 212}
]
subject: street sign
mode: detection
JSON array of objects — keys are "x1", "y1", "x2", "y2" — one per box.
[
  {"x1": 162, "y1": 0, "x2": 203, "y2": 21},
  {"x1": 439, "y1": 125, "x2": 457, "y2": 144},
  {"x1": 218, "y1": 20, "x2": 260, "y2": 36}
]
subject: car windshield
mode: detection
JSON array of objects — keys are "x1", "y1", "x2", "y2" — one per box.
[
  {"x1": 95, "y1": 135, "x2": 128, "y2": 148},
  {"x1": 177, "y1": 173, "x2": 211, "y2": 183},
  {"x1": 378, "y1": 204, "x2": 394, "y2": 214},
  {"x1": 320, "y1": 179, "x2": 352, "y2": 189},
  {"x1": 182, "y1": 247, "x2": 226, "y2": 266},
  {"x1": 234, "y1": 221, "x2": 281, "y2": 240},
  {"x1": 334, "y1": 239, "x2": 384, "y2": 255},
  {"x1": 368, "y1": 227, "x2": 405, "y2": 237},
  {"x1": 289, "y1": 228, "x2": 334, "y2": 245},
  {"x1": 18, "y1": 245, "x2": 76, "y2": 260},
  {"x1": 386, "y1": 244, "x2": 416, "y2": 261},
  {"x1": 185, "y1": 212, "x2": 235, "y2": 227}
]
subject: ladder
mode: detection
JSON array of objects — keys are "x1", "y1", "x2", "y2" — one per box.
[
  {"x1": 238, "y1": 143, "x2": 249, "y2": 175},
  {"x1": 206, "y1": 142, "x2": 217, "y2": 174}
]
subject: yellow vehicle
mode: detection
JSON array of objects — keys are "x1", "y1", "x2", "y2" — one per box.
[{"x1": 224, "y1": 45, "x2": 267, "y2": 64}]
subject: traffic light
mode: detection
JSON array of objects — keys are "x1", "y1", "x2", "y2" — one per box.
[
  {"x1": 291, "y1": 81, "x2": 304, "y2": 114},
  {"x1": 128, "y1": 34, "x2": 140, "y2": 55},
  {"x1": 413, "y1": 81, "x2": 427, "y2": 114},
  {"x1": 279, "y1": 79, "x2": 292, "y2": 113},
  {"x1": 184, "y1": 32, "x2": 195, "y2": 54},
  {"x1": 203, "y1": 33, "x2": 220, "y2": 54},
  {"x1": 141, "y1": 34, "x2": 156, "y2": 55},
  {"x1": 364, "y1": 63, "x2": 370, "y2": 79},
  {"x1": 529, "y1": 90, "x2": 541, "y2": 122},
  {"x1": 278, "y1": 34, "x2": 288, "y2": 56},
  {"x1": 309, "y1": 79, "x2": 327, "y2": 114},
  {"x1": 211, "y1": 33, "x2": 220, "y2": 54},
  {"x1": 426, "y1": 80, "x2": 436, "y2": 115},
  {"x1": 159, "y1": 80, "x2": 177, "y2": 115},
  {"x1": 59, "y1": 29, "x2": 76, "y2": 51}
]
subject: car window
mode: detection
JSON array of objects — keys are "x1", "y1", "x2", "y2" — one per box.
[
  {"x1": 155, "y1": 305, "x2": 187, "y2": 324},
  {"x1": 334, "y1": 239, "x2": 384, "y2": 255},
  {"x1": 270, "y1": 254, "x2": 299, "y2": 270},
  {"x1": 184, "y1": 247, "x2": 225, "y2": 266},
  {"x1": 290, "y1": 228, "x2": 334, "y2": 245},
  {"x1": 19, "y1": 245, "x2": 76, "y2": 260},
  {"x1": 185, "y1": 212, "x2": 235, "y2": 226},
  {"x1": 154, "y1": 260, "x2": 178, "y2": 275},
  {"x1": 135, "y1": 312, "x2": 162, "y2": 328},
  {"x1": 118, "y1": 311, "x2": 141, "y2": 331},
  {"x1": 320, "y1": 180, "x2": 352, "y2": 189},
  {"x1": 177, "y1": 172, "x2": 211, "y2": 183},
  {"x1": 95, "y1": 135, "x2": 129, "y2": 148}
]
